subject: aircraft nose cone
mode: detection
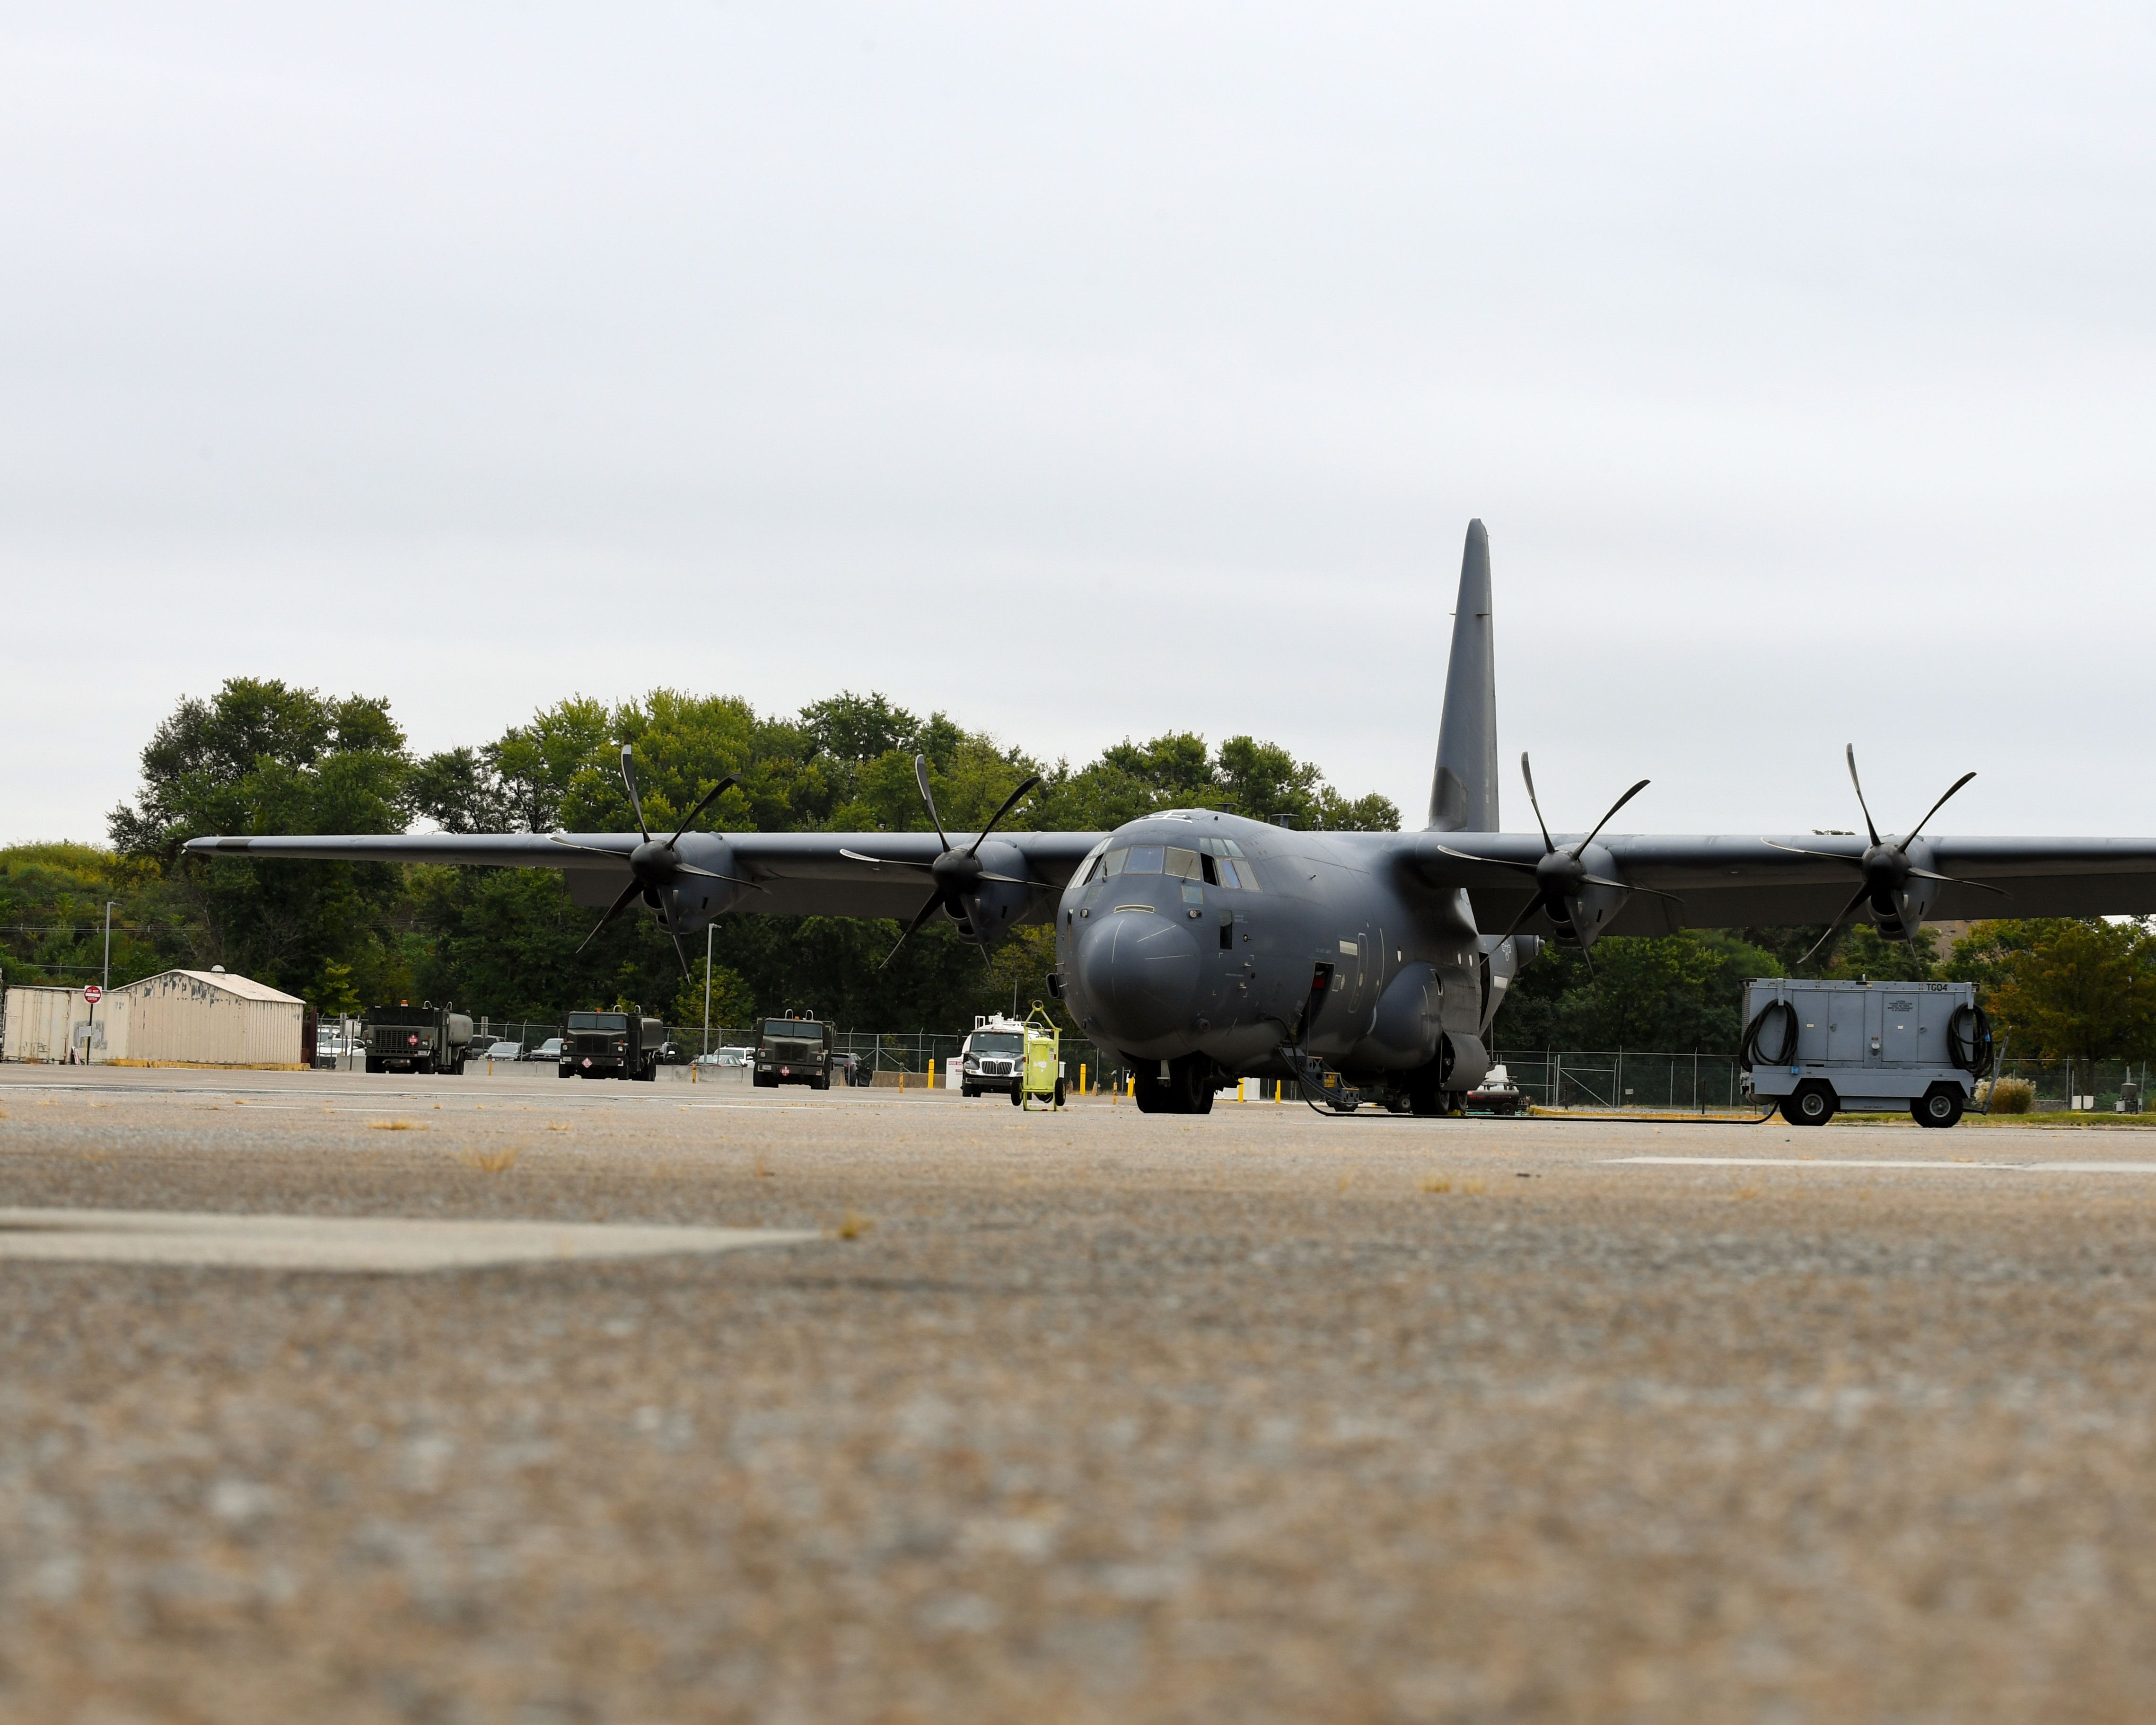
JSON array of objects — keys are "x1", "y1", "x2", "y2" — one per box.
[{"x1": 1076, "y1": 912, "x2": 1201, "y2": 1046}]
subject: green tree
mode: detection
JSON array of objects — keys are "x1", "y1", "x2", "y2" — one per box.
[
  {"x1": 108, "y1": 679, "x2": 415, "y2": 1005},
  {"x1": 0, "y1": 843, "x2": 186, "y2": 989},
  {"x1": 1494, "y1": 929, "x2": 1785, "y2": 1051},
  {"x1": 1948, "y1": 919, "x2": 2156, "y2": 1066}
]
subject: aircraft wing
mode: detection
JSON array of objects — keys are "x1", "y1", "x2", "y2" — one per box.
[
  {"x1": 183, "y1": 829, "x2": 1107, "y2": 920},
  {"x1": 1407, "y1": 832, "x2": 2156, "y2": 936}
]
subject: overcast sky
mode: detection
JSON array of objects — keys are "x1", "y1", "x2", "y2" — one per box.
[{"x1": 5, "y1": 3, "x2": 2151, "y2": 845}]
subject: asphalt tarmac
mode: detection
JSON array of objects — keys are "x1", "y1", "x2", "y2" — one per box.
[{"x1": 4, "y1": 1065, "x2": 2155, "y2": 1723}]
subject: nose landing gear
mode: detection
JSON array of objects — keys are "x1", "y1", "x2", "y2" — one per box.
[{"x1": 1130, "y1": 1053, "x2": 1218, "y2": 1115}]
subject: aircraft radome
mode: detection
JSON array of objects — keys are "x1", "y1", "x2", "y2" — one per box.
[{"x1": 189, "y1": 521, "x2": 2156, "y2": 1116}]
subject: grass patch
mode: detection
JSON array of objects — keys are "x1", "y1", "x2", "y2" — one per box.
[
  {"x1": 458, "y1": 1147, "x2": 520, "y2": 1173},
  {"x1": 833, "y1": 1210, "x2": 873, "y2": 1240},
  {"x1": 369, "y1": 1120, "x2": 424, "y2": 1132}
]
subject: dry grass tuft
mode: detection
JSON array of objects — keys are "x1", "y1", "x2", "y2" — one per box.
[
  {"x1": 754, "y1": 1156, "x2": 774, "y2": 1179},
  {"x1": 1421, "y1": 1175, "x2": 1451, "y2": 1194},
  {"x1": 1977, "y1": 1076, "x2": 2036, "y2": 1114},
  {"x1": 369, "y1": 1120, "x2": 424, "y2": 1132},
  {"x1": 544, "y1": 1122, "x2": 571, "y2": 1132},
  {"x1": 833, "y1": 1210, "x2": 874, "y2": 1240},
  {"x1": 458, "y1": 1147, "x2": 521, "y2": 1173}
]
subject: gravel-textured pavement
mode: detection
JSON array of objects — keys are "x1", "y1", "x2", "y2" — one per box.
[{"x1": 4, "y1": 1065, "x2": 2155, "y2": 1724}]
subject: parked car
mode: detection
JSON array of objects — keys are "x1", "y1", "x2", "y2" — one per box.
[
  {"x1": 479, "y1": 1039, "x2": 523, "y2": 1063},
  {"x1": 831, "y1": 1051, "x2": 865, "y2": 1087},
  {"x1": 693, "y1": 1045, "x2": 754, "y2": 1069},
  {"x1": 523, "y1": 1038, "x2": 564, "y2": 1063},
  {"x1": 655, "y1": 1040, "x2": 690, "y2": 1065}
]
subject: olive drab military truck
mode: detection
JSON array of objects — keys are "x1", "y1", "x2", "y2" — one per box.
[
  {"x1": 363, "y1": 1003, "x2": 474, "y2": 1075},
  {"x1": 561, "y1": 1010, "x2": 666, "y2": 1081},
  {"x1": 754, "y1": 1014, "x2": 833, "y2": 1090}
]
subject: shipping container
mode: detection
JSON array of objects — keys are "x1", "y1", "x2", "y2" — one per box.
[{"x1": 1, "y1": 984, "x2": 90, "y2": 1062}]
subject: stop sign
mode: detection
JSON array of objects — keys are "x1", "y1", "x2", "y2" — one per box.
[{"x1": 82, "y1": 984, "x2": 103, "y2": 1007}]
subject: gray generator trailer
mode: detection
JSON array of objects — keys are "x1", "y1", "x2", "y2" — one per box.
[{"x1": 1740, "y1": 978, "x2": 1991, "y2": 1127}]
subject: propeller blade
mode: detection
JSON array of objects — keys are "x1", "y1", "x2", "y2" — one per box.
[
  {"x1": 1560, "y1": 897, "x2": 1596, "y2": 978},
  {"x1": 1795, "y1": 879, "x2": 1878, "y2": 968},
  {"x1": 1904, "y1": 866, "x2": 2008, "y2": 896},
  {"x1": 1434, "y1": 844, "x2": 1543, "y2": 874},
  {"x1": 1474, "y1": 891, "x2": 1551, "y2": 981},
  {"x1": 839, "y1": 849, "x2": 936, "y2": 872},
  {"x1": 1520, "y1": 753, "x2": 1555, "y2": 854},
  {"x1": 1572, "y1": 780, "x2": 1650, "y2": 857},
  {"x1": 1762, "y1": 838, "x2": 1866, "y2": 868},
  {"x1": 668, "y1": 772, "x2": 743, "y2": 847},
  {"x1": 975, "y1": 871, "x2": 1059, "y2": 888},
  {"x1": 914, "y1": 754, "x2": 951, "y2": 852},
  {"x1": 966, "y1": 774, "x2": 1042, "y2": 857},
  {"x1": 547, "y1": 834, "x2": 636, "y2": 861},
  {"x1": 673, "y1": 863, "x2": 769, "y2": 891},
  {"x1": 666, "y1": 922, "x2": 692, "y2": 981},
  {"x1": 576, "y1": 878, "x2": 646, "y2": 955},
  {"x1": 618, "y1": 744, "x2": 652, "y2": 842},
  {"x1": 1844, "y1": 745, "x2": 1881, "y2": 848},
  {"x1": 1580, "y1": 873, "x2": 1685, "y2": 909},
  {"x1": 1903, "y1": 771, "x2": 1978, "y2": 845},
  {"x1": 879, "y1": 888, "x2": 949, "y2": 970}
]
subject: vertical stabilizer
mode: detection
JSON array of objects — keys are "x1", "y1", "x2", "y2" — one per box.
[{"x1": 1427, "y1": 519, "x2": 1499, "y2": 831}]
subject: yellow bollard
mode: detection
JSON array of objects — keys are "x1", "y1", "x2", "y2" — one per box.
[
  {"x1": 929, "y1": 1057, "x2": 935, "y2": 1091},
  {"x1": 1079, "y1": 1063, "x2": 1087, "y2": 1098}
]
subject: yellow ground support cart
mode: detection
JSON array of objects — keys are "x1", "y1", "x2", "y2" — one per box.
[{"x1": 1018, "y1": 1003, "x2": 1066, "y2": 1110}]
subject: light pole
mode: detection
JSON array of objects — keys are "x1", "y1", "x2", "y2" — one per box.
[
  {"x1": 102, "y1": 901, "x2": 115, "y2": 997},
  {"x1": 703, "y1": 921, "x2": 714, "y2": 1057}
]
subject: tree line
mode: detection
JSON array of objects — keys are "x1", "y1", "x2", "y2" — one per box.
[
  {"x1": 4, "y1": 675, "x2": 2149, "y2": 1065},
  {"x1": 3, "y1": 679, "x2": 1397, "y2": 1036}
]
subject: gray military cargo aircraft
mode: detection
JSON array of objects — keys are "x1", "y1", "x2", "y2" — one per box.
[{"x1": 188, "y1": 520, "x2": 2156, "y2": 1116}]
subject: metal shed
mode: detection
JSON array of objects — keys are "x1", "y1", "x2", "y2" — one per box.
[{"x1": 102, "y1": 969, "x2": 306, "y2": 1069}]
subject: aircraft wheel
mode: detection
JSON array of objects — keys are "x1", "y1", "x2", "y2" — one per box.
[{"x1": 1913, "y1": 1083, "x2": 1964, "y2": 1128}]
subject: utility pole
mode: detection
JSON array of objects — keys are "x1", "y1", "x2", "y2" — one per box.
[
  {"x1": 703, "y1": 921, "x2": 714, "y2": 1056},
  {"x1": 103, "y1": 901, "x2": 114, "y2": 996}
]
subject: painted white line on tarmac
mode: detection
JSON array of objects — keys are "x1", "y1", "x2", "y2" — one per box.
[
  {"x1": 1608, "y1": 1156, "x2": 2028, "y2": 1171},
  {"x1": 0, "y1": 1208, "x2": 824, "y2": 1272},
  {"x1": 1610, "y1": 1155, "x2": 2156, "y2": 1174}
]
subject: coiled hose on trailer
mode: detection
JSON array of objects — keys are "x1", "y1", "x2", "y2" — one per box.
[
  {"x1": 1948, "y1": 1004, "x2": 1993, "y2": 1075},
  {"x1": 1739, "y1": 999, "x2": 1798, "y2": 1070}
]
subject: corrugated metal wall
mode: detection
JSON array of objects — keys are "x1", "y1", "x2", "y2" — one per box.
[
  {"x1": 103, "y1": 972, "x2": 305, "y2": 1068},
  {"x1": 1, "y1": 986, "x2": 88, "y2": 1062}
]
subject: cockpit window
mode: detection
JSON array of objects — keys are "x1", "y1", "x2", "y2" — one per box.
[
  {"x1": 1164, "y1": 847, "x2": 1201, "y2": 880},
  {"x1": 1123, "y1": 846, "x2": 1165, "y2": 874},
  {"x1": 1217, "y1": 858, "x2": 1260, "y2": 890}
]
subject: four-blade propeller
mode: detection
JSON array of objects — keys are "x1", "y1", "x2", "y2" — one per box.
[
  {"x1": 838, "y1": 754, "x2": 1044, "y2": 968},
  {"x1": 548, "y1": 744, "x2": 757, "y2": 978},
  {"x1": 1764, "y1": 745, "x2": 2006, "y2": 966},
  {"x1": 1435, "y1": 753, "x2": 1679, "y2": 979}
]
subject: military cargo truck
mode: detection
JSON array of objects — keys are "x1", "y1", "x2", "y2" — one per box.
[
  {"x1": 753, "y1": 1014, "x2": 833, "y2": 1090},
  {"x1": 363, "y1": 1003, "x2": 474, "y2": 1075},
  {"x1": 562, "y1": 1010, "x2": 665, "y2": 1081}
]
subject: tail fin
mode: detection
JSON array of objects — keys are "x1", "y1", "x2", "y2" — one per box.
[{"x1": 1427, "y1": 519, "x2": 1498, "y2": 831}]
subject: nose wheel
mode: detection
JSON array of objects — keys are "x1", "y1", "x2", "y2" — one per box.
[{"x1": 1131, "y1": 1054, "x2": 1217, "y2": 1114}]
